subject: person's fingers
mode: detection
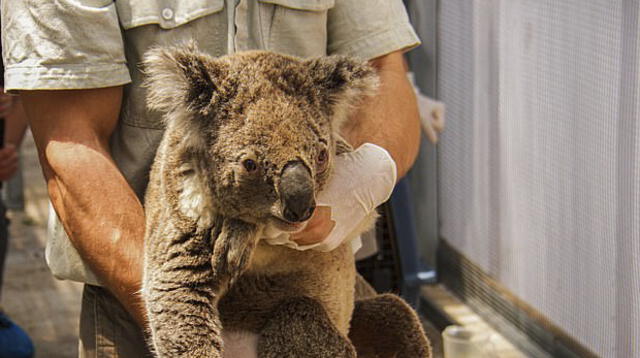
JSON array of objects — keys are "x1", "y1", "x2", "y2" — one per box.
[
  {"x1": 291, "y1": 219, "x2": 335, "y2": 246},
  {"x1": 0, "y1": 145, "x2": 16, "y2": 161},
  {"x1": 0, "y1": 153, "x2": 19, "y2": 169},
  {"x1": 0, "y1": 94, "x2": 13, "y2": 117},
  {"x1": 303, "y1": 206, "x2": 331, "y2": 230},
  {"x1": 290, "y1": 206, "x2": 335, "y2": 245},
  {"x1": 0, "y1": 146, "x2": 19, "y2": 181},
  {"x1": 422, "y1": 120, "x2": 438, "y2": 144},
  {"x1": 432, "y1": 106, "x2": 446, "y2": 132},
  {"x1": 0, "y1": 145, "x2": 17, "y2": 162},
  {"x1": 0, "y1": 162, "x2": 18, "y2": 181}
]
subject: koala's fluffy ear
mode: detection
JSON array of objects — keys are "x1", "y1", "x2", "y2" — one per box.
[
  {"x1": 306, "y1": 56, "x2": 380, "y2": 127},
  {"x1": 143, "y1": 43, "x2": 230, "y2": 120}
]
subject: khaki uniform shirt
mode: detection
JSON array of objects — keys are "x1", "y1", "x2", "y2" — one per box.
[{"x1": 2, "y1": 0, "x2": 420, "y2": 285}]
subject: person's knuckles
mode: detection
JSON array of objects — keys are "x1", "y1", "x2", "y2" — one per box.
[
  {"x1": 318, "y1": 221, "x2": 336, "y2": 241},
  {"x1": 296, "y1": 221, "x2": 335, "y2": 245},
  {"x1": 309, "y1": 207, "x2": 332, "y2": 226},
  {"x1": 301, "y1": 224, "x2": 324, "y2": 237},
  {"x1": 292, "y1": 228, "x2": 323, "y2": 244},
  {"x1": 0, "y1": 155, "x2": 16, "y2": 165},
  {"x1": 0, "y1": 164, "x2": 15, "y2": 172},
  {"x1": 295, "y1": 237, "x2": 320, "y2": 246},
  {"x1": 0, "y1": 150, "x2": 17, "y2": 162}
]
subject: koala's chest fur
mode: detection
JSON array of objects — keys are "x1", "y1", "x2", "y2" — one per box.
[{"x1": 219, "y1": 242, "x2": 356, "y2": 334}]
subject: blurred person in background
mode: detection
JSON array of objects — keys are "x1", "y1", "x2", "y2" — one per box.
[{"x1": 0, "y1": 87, "x2": 33, "y2": 358}]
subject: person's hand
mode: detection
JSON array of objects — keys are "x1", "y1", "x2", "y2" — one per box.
[
  {"x1": 290, "y1": 206, "x2": 335, "y2": 245},
  {"x1": 0, "y1": 89, "x2": 15, "y2": 118},
  {"x1": 264, "y1": 143, "x2": 397, "y2": 252},
  {"x1": 0, "y1": 144, "x2": 19, "y2": 181},
  {"x1": 407, "y1": 73, "x2": 445, "y2": 144},
  {"x1": 417, "y1": 93, "x2": 445, "y2": 144}
]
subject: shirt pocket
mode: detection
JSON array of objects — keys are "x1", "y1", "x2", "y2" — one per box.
[
  {"x1": 114, "y1": 0, "x2": 225, "y2": 129},
  {"x1": 116, "y1": 0, "x2": 224, "y2": 30},
  {"x1": 258, "y1": 0, "x2": 335, "y2": 57}
]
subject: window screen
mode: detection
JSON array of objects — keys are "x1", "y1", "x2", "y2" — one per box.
[{"x1": 438, "y1": 1, "x2": 640, "y2": 356}]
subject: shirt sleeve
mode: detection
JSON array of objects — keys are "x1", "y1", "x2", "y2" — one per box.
[
  {"x1": 327, "y1": 0, "x2": 421, "y2": 60},
  {"x1": 1, "y1": 0, "x2": 131, "y2": 91}
]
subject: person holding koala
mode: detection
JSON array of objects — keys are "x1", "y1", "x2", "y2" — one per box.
[
  {"x1": 0, "y1": 88, "x2": 33, "y2": 357},
  {"x1": 2, "y1": 0, "x2": 422, "y2": 356}
]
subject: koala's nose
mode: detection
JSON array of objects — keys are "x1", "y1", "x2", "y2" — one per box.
[
  {"x1": 283, "y1": 205, "x2": 315, "y2": 223},
  {"x1": 279, "y1": 161, "x2": 316, "y2": 223}
]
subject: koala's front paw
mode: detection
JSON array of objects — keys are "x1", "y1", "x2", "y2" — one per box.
[
  {"x1": 212, "y1": 218, "x2": 259, "y2": 287},
  {"x1": 152, "y1": 327, "x2": 225, "y2": 358}
]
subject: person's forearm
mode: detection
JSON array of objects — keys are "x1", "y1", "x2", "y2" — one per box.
[
  {"x1": 5, "y1": 96, "x2": 29, "y2": 147},
  {"x1": 341, "y1": 51, "x2": 421, "y2": 179},
  {"x1": 43, "y1": 142, "x2": 147, "y2": 326},
  {"x1": 20, "y1": 88, "x2": 147, "y2": 327}
]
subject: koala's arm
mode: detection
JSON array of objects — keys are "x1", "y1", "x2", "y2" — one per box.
[
  {"x1": 144, "y1": 215, "x2": 258, "y2": 358},
  {"x1": 20, "y1": 87, "x2": 148, "y2": 326},
  {"x1": 341, "y1": 49, "x2": 421, "y2": 179}
]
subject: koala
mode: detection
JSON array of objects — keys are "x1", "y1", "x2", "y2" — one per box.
[{"x1": 142, "y1": 44, "x2": 432, "y2": 358}]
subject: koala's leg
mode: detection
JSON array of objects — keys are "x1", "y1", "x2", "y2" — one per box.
[
  {"x1": 144, "y1": 218, "x2": 258, "y2": 358},
  {"x1": 144, "y1": 226, "x2": 223, "y2": 358},
  {"x1": 349, "y1": 293, "x2": 432, "y2": 358},
  {"x1": 257, "y1": 297, "x2": 357, "y2": 358}
]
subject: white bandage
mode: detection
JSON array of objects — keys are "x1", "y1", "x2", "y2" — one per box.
[{"x1": 263, "y1": 143, "x2": 397, "y2": 253}]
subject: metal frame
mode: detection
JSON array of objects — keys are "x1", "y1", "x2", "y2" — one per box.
[
  {"x1": 436, "y1": 240, "x2": 597, "y2": 357},
  {"x1": 404, "y1": 0, "x2": 440, "y2": 269},
  {"x1": 386, "y1": 0, "x2": 441, "y2": 308},
  {"x1": 388, "y1": 179, "x2": 436, "y2": 307}
]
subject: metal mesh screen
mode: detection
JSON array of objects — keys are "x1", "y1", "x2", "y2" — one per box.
[{"x1": 438, "y1": 1, "x2": 640, "y2": 356}]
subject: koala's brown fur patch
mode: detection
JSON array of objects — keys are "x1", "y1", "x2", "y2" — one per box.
[{"x1": 142, "y1": 43, "x2": 430, "y2": 358}]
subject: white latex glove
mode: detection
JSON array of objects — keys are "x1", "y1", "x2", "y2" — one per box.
[
  {"x1": 407, "y1": 73, "x2": 445, "y2": 144},
  {"x1": 263, "y1": 143, "x2": 397, "y2": 253}
]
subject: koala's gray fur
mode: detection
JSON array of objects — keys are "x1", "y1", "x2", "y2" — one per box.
[{"x1": 142, "y1": 44, "x2": 431, "y2": 358}]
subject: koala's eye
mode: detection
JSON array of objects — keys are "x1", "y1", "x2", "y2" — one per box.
[
  {"x1": 243, "y1": 159, "x2": 258, "y2": 172},
  {"x1": 316, "y1": 149, "x2": 328, "y2": 172}
]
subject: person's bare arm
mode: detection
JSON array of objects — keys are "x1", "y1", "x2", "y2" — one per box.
[
  {"x1": 5, "y1": 95, "x2": 29, "y2": 147},
  {"x1": 20, "y1": 87, "x2": 147, "y2": 327},
  {"x1": 0, "y1": 90, "x2": 28, "y2": 180},
  {"x1": 341, "y1": 50, "x2": 421, "y2": 178},
  {"x1": 293, "y1": 50, "x2": 420, "y2": 244}
]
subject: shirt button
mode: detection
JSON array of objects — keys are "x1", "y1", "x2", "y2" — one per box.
[{"x1": 161, "y1": 8, "x2": 174, "y2": 20}]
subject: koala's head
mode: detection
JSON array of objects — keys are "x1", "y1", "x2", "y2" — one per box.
[{"x1": 144, "y1": 44, "x2": 378, "y2": 230}]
